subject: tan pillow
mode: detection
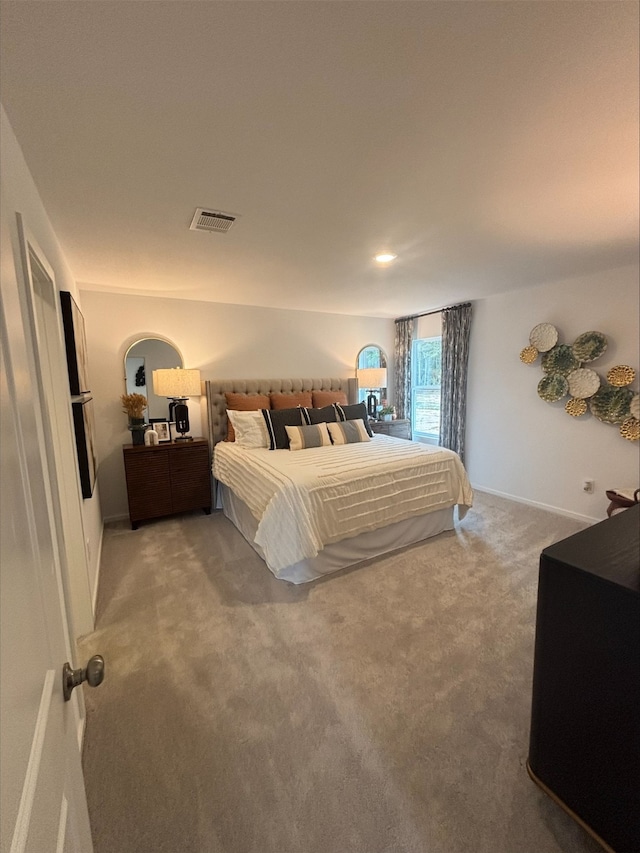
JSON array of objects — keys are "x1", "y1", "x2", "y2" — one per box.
[
  {"x1": 224, "y1": 393, "x2": 270, "y2": 441},
  {"x1": 312, "y1": 390, "x2": 348, "y2": 407},
  {"x1": 270, "y1": 391, "x2": 313, "y2": 410}
]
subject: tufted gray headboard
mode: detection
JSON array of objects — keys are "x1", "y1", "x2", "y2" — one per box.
[{"x1": 204, "y1": 377, "x2": 358, "y2": 448}]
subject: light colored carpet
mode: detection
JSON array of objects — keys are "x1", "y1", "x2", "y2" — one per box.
[{"x1": 80, "y1": 492, "x2": 604, "y2": 853}]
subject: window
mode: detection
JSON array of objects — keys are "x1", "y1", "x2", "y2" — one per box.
[{"x1": 411, "y1": 336, "x2": 441, "y2": 442}]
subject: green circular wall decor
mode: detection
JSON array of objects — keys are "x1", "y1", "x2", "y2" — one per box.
[
  {"x1": 589, "y1": 384, "x2": 634, "y2": 424},
  {"x1": 572, "y1": 331, "x2": 608, "y2": 363},
  {"x1": 538, "y1": 373, "x2": 568, "y2": 403},
  {"x1": 541, "y1": 345, "x2": 580, "y2": 377}
]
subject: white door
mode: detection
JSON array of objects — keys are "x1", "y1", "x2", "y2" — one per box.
[{"x1": 0, "y1": 212, "x2": 94, "y2": 852}]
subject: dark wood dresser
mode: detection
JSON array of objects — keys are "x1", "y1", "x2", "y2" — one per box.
[
  {"x1": 123, "y1": 438, "x2": 212, "y2": 529},
  {"x1": 369, "y1": 418, "x2": 411, "y2": 439},
  {"x1": 528, "y1": 505, "x2": 640, "y2": 852}
]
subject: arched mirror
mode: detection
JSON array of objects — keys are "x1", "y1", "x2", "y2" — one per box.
[
  {"x1": 124, "y1": 338, "x2": 183, "y2": 420},
  {"x1": 355, "y1": 345, "x2": 388, "y2": 415}
]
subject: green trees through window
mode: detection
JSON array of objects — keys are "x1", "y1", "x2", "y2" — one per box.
[{"x1": 412, "y1": 336, "x2": 442, "y2": 437}]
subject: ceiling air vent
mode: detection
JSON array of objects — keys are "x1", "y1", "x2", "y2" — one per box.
[{"x1": 189, "y1": 208, "x2": 238, "y2": 233}]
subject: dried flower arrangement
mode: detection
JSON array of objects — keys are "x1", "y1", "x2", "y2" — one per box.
[{"x1": 121, "y1": 393, "x2": 147, "y2": 419}]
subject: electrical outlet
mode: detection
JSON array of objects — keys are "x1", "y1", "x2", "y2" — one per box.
[{"x1": 583, "y1": 479, "x2": 595, "y2": 494}]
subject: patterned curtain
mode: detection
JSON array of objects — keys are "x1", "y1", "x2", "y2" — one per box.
[
  {"x1": 439, "y1": 302, "x2": 472, "y2": 463},
  {"x1": 394, "y1": 316, "x2": 415, "y2": 428}
]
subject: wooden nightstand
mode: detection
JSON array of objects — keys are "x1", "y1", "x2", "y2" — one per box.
[
  {"x1": 369, "y1": 419, "x2": 411, "y2": 439},
  {"x1": 123, "y1": 438, "x2": 212, "y2": 529}
]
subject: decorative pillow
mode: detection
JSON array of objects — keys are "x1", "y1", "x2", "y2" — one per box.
[
  {"x1": 285, "y1": 422, "x2": 332, "y2": 451},
  {"x1": 226, "y1": 409, "x2": 269, "y2": 448},
  {"x1": 270, "y1": 392, "x2": 313, "y2": 410},
  {"x1": 303, "y1": 405, "x2": 339, "y2": 425},
  {"x1": 262, "y1": 407, "x2": 307, "y2": 450},
  {"x1": 224, "y1": 393, "x2": 271, "y2": 442},
  {"x1": 312, "y1": 390, "x2": 348, "y2": 407},
  {"x1": 327, "y1": 419, "x2": 371, "y2": 445},
  {"x1": 335, "y1": 402, "x2": 373, "y2": 436}
]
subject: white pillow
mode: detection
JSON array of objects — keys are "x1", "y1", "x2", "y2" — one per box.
[
  {"x1": 285, "y1": 421, "x2": 332, "y2": 451},
  {"x1": 326, "y1": 418, "x2": 371, "y2": 445},
  {"x1": 226, "y1": 409, "x2": 269, "y2": 448}
]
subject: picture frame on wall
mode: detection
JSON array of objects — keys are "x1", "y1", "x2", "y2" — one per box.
[
  {"x1": 59, "y1": 290, "x2": 91, "y2": 396},
  {"x1": 71, "y1": 397, "x2": 97, "y2": 499}
]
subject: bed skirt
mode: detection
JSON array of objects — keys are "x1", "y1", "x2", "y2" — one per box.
[{"x1": 220, "y1": 483, "x2": 455, "y2": 584}]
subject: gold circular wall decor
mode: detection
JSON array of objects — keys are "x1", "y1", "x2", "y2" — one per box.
[
  {"x1": 607, "y1": 365, "x2": 636, "y2": 387},
  {"x1": 520, "y1": 345, "x2": 539, "y2": 364},
  {"x1": 565, "y1": 397, "x2": 587, "y2": 417},
  {"x1": 620, "y1": 416, "x2": 640, "y2": 441}
]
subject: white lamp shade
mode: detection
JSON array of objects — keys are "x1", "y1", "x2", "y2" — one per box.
[
  {"x1": 357, "y1": 367, "x2": 387, "y2": 389},
  {"x1": 152, "y1": 368, "x2": 201, "y2": 398}
]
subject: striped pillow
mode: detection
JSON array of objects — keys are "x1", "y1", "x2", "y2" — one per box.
[
  {"x1": 327, "y1": 419, "x2": 371, "y2": 445},
  {"x1": 335, "y1": 402, "x2": 373, "y2": 436},
  {"x1": 261, "y1": 407, "x2": 307, "y2": 450},
  {"x1": 285, "y1": 422, "x2": 332, "y2": 451}
]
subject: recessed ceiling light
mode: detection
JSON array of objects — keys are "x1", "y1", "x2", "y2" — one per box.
[{"x1": 374, "y1": 252, "x2": 397, "y2": 264}]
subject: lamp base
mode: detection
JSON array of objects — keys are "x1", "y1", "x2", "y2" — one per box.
[
  {"x1": 174, "y1": 435, "x2": 193, "y2": 442},
  {"x1": 366, "y1": 392, "x2": 378, "y2": 419}
]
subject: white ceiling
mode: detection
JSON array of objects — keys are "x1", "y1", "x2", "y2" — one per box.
[{"x1": 1, "y1": 1, "x2": 638, "y2": 318}]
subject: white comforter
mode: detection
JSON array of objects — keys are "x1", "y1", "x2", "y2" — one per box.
[{"x1": 213, "y1": 435, "x2": 473, "y2": 571}]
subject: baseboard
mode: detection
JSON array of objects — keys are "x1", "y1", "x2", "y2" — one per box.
[
  {"x1": 102, "y1": 512, "x2": 129, "y2": 524},
  {"x1": 472, "y1": 485, "x2": 600, "y2": 525}
]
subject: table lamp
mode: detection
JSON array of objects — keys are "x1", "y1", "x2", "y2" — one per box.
[
  {"x1": 152, "y1": 367, "x2": 201, "y2": 441},
  {"x1": 357, "y1": 367, "x2": 387, "y2": 419}
]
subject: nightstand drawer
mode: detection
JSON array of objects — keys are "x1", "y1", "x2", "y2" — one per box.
[{"x1": 370, "y1": 419, "x2": 411, "y2": 439}]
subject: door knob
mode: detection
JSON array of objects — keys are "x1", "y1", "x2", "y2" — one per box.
[{"x1": 62, "y1": 655, "x2": 105, "y2": 702}]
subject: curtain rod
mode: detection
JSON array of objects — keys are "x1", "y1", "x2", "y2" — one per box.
[{"x1": 394, "y1": 301, "x2": 471, "y2": 323}]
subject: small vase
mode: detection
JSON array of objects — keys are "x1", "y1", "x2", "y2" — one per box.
[
  {"x1": 128, "y1": 418, "x2": 148, "y2": 446},
  {"x1": 383, "y1": 414, "x2": 393, "y2": 422}
]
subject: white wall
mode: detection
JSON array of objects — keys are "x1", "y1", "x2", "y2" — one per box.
[
  {"x1": 466, "y1": 265, "x2": 639, "y2": 522},
  {"x1": 1, "y1": 107, "x2": 101, "y2": 633},
  {"x1": 80, "y1": 289, "x2": 394, "y2": 520}
]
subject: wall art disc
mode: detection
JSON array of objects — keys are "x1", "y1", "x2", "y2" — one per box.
[
  {"x1": 606, "y1": 365, "x2": 636, "y2": 387},
  {"x1": 565, "y1": 397, "x2": 587, "y2": 417},
  {"x1": 589, "y1": 384, "x2": 633, "y2": 424},
  {"x1": 538, "y1": 373, "x2": 568, "y2": 403},
  {"x1": 529, "y1": 323, "x2": 558, "y2": 352},
  {"x1": 520, "y1": 345, "x2": 539, "y2": 364},
  {"x1": 571, "y1": 331, "x2": 608, "y2": 363},
  {"x1": 620, "y1": 416, "x2": 640, "y2": 441},
  {"x1": 566, "y1": 368, "x2": 600, "y2": 399},
  {"x1": 631, "y1": 394, "x2": 640, "y2": 420},
  {"x1": 541, "y1": 345, "x2": 580, "y2": 376}
]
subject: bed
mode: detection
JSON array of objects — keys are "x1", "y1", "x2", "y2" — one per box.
[{"x1": 205, "y1": 378, "x2": 473, "y2": 583}]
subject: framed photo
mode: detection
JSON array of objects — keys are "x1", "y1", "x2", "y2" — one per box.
[
  {"x1": 168, "y1": 421, "x2": 177, "y2": 440},
  {"x1": 60, "y1": 291, "x2": 91, "y2": 395},
  {"x1": 71, "y1": 397, "x2": 97, "y2": 498},
  {"x1": 153, "y1": 421, "x2": 171, "y2": 443}
]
